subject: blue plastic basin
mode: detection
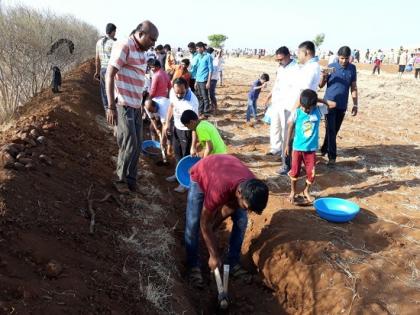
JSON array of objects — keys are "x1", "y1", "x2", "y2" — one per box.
[
  {"x1": 314, "y1": 197, "x2": 360, "y2": 223},
  {"x1": 175, "y1": 155, "x2": 201, "y2": 188},
  {"x1": 141, "y1": 140, "x2": 161, "y2": 156}
]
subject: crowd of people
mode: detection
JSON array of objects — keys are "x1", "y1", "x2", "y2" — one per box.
[{"x1": 94, "y1": 20, "x2": 362, "y2": 288}]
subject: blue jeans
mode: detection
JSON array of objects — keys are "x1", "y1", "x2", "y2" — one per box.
[
  {"x1": 100, "y1": 68, "x2": 108, "y2": 111},
  {"x1": 185, "y1": 181, "x2": 248, "y2": 268},
  {"x1": 246, "y1": 98, "x2": 257, "y2": 121}
]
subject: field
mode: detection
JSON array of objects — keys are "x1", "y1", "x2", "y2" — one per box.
[{"x1": 0, "y1": 57, "x2": 419, "y2": 314}]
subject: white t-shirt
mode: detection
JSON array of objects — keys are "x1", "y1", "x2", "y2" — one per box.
[
  {"x1": 296, "y1": 58, "x2": 321, "y2": 92},
  {"x1": 399, "y1": 52, "x2": 408, "y2": 65},
  {"x1": 146, "y1": 97, "x2": 170, "y2": 123},
  {"x1": 169, "y1": 89, "x2": 199, "y2": 130},
  {"x1": 211, "y1": 57, "x2": 221, "y2": 80},
  {"x1": 271, "y1": 60, "x2": 300, "y2": 111}
]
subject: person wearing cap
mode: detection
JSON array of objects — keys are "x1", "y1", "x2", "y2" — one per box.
[
  {"x1": 94, "y1": 23, "x2": 117, "y2": 112},
  {"x1": 184, "y1": 154, "x2": 269, "y2": 287}
]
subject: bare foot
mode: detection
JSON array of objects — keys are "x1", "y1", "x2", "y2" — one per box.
[
  {"x1": 288, "y1": 193, "x2": 297, "y2": 205},
  {"x1": 303, "y1": 190, "x2": 315, "y2": 204}
]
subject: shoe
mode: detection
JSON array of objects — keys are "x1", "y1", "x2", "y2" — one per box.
[
  {"x1": 166, "y1": 174, "x2": 177, "y2": 182},
  {"x1": 327, "y1": 159, "x2": 336, "y2": 167},
  {"x1": 266, "y1": 150, "x2": 279, "y2": 156},
  {"x1": 127, "y1": 182, "x2": 138, "y2": 192},
  {"x1": 230, "y1": 264, "x2": 252, "y2": 283},
  {"x1": 174, "y1": 185, "x2": 188, "y2": 193},
  {"x1": 276, "y1": 166, "x2": 290, "y2": 175},
  {"x1": 188, "y1": 267, "x2": 204, "y2": 289}
]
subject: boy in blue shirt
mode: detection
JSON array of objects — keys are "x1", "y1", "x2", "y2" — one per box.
[
  {"x1": 285, "y1": 89, "x2": 334, "y2": 204},
  {"x1": 246, "y1": 73, "x2": 269, "y2": 123}
]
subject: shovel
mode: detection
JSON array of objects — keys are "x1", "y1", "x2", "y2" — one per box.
[
  {"x1": 156, "y1": 132, "x2": 169, "y2": 166},
  {"x1": 214, "y1": 264, "x2": 230, "y2": 309}
]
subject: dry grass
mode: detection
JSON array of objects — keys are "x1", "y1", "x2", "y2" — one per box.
[{"x1": 119, "y1": 177, "x2": 178, "y2": 314}]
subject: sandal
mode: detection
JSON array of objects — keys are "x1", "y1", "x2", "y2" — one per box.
[
  {"x1": 188, "y1": 267, "x2": 204, "y2": 289},
  {"x1": 230, "y1": 264, "x2": 249, "y2": 278}
]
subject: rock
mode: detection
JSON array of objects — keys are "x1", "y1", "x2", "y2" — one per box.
[
  {"x1": 45, "y1": 260, "x2": 63, "y2": 278},
  {"x1": 26, "y1": 138, "x2": 37, "y2": 147},
  {"x1": 57, "y1": 162, "x2": 67, "y2": 170},
  {"x1": 13, "y1": 162, "x2": 25, "y2": 171},
  {"x1": 25, "y1": 163, "x2": 36, "y2": 171},
  {"x1": 0, "y1": 150, "x2": 15, "y2": 169},
  {"x1": 16, "y1": 152, "x2": 26, "y2": 160},
  {"x1": 18, "y1": 158, "x2": 33, "y2": 165},
  {"x1": 36, "y1": 136, "x2": 46, "y2": 144},
  {"x1": 29, "y1": 129, "x2": 40, "y2": 138},
  {"x1": 42, "y1": 123, "x2": 56, "y2": 131},
  {"x1": 39, "y1": 154, "x2": 52, "y2": 166},
  {"x1": 2, "y1": 143, "x2": 24, "y2": 157}
]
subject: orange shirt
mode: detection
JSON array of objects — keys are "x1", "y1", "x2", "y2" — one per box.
[{"x1": 172, "y1": 65, "x2": 191, "y2": 85}]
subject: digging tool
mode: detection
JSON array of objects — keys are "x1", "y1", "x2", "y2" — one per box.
[
  {"x1": 214, "y1": 265, "x2": 229, "y2": 309},
  {"x1": 156, "y1": 131, "x2": 169, "y2": 166}
]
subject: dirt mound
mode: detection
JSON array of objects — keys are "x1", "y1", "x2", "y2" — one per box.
[
  {"x1": 0, "y1": 59, "x2": 285, "y2": 314},
  {"x1": 1, "y1": 56, "x2": 418, "y2": 315}
]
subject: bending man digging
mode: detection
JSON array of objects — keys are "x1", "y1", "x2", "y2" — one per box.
[{"x1": 185, "y1": 154, "x2": 269, "y2": 287}]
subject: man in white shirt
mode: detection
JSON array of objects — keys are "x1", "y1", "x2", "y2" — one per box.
[
  {"x1": 276, "y1": 41, "x2": 320, "y2": 175},
  {"x1": 296, "y1": 41, "x2": 321, "y2": 93},
  {"x1": 162, "y1": 77, "x2": 199, "y2": 193},
  {"x1": 264, "y1": 47, "x2": 299, "y2": 176},
  {"x1": 144, "y1": 97, "x2": 170, "y2": 141},
  {"x1": 94, "y1": 23, "x2": 117, "y2": 112}
]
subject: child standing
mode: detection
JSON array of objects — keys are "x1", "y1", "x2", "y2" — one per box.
[
  {"x1": 246, "y1": 73, "x2": 269, "y2": 123},
  {"x1": 372, "y1": 57, "x2": 381, "y2": 75},
  {"x1": 180, "y1": 110, "x2": 227, "y2": 157},
  {"x1": 285, "y1": 89, "x2": 334, "y2": 204}
]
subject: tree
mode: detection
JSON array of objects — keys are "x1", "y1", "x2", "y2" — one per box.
[
  {"x1": 207, "y1": 34, "x2": 228, "y2": 48},
  {"x1": 313, "y1": 33, "x2": 325, "y2": 48}
]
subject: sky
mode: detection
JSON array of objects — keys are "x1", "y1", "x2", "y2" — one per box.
[{"x1": 2, "y1": 0, "x2": 419, "y2": 51}]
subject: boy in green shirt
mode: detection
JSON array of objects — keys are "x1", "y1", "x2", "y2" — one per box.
[{"x1": 180, "y1": 110, "x2": 227, "y2": 157}]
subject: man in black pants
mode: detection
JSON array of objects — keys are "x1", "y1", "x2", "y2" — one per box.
[
  {"x1": 194, "y1": 42, "x2": 213, "y2": 116},
  {"x1": 319, "y1": 46, "x2": 359, "y2": 166},
  {"x1": 163, "y1": 78, "x2": 199, "y2": 193},
  {"x1": 188, "y1": 42, "x2": 197, "y2": 92}
]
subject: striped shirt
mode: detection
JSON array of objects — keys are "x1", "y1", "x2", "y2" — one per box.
[
  {"x1": 96, "y1": 36, "x2": 115, "y2": 69},
  {"x1": 109, "y1": 36, "x2": 147, "y2": 108}
]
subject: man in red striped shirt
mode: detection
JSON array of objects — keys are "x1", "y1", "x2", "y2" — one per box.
[{"x1": 106, "y1": 21, "x2": 159, "y2": 193}]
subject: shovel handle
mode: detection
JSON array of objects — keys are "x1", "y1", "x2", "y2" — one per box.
[
  {"x1": 223, "y1": 264, "x2": 229, "y2": 294},
  {"x1": 214, "y1": 267, "x2": 224, "y2": 295}
]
